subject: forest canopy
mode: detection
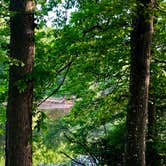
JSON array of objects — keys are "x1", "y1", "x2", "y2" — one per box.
[{"x1": 0, "y1": 0, "x2": 166, "y2": 166}]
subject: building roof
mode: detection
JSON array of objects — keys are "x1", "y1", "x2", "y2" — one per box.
[{"x1": 38, "y1": 97, "x2": 73, "y2": 111}]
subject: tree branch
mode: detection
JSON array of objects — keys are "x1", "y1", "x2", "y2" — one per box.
[
  {"x1": 60, "y1": 151, "x2": 86, "y2": 166},
  {"x1": 37, "y1": 61, "x2": 72, "y2": 107},
  {"x1": 82, "y1": 17, "x2": 112, "y2": 37},
  {"x1": 55, "y1": 60, "x2": 73, "y2": 75},
  {"x1": 83, "y1": 24, "x2": 102, "y2": 37},
  {"x1": 63, "y1": 132, "x2": 98, "y2": 164}
]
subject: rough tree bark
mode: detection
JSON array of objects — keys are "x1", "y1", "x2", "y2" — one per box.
[
  {"x1": 6, "y1": 0, "x2": 35, "y2": 165},
  {"x1": 125, "y1": 0, "x2": 154, "y2": 166},
  {"x1": 146, "y1": 96, "x2": 157, "y2": 166}
]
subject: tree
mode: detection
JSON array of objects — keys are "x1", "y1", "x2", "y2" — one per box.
[
  {"x1": 125, "y1": 0, "x2": 155, "y2": 165},
  {"x1": 6, "y1": 0, "x2": 35, "y2": 165}
]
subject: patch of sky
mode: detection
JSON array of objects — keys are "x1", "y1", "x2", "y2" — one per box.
[{"x1": 36, "y1": 0, "x2": 77, "y2": 27}]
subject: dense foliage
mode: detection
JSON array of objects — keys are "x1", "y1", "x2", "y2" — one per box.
[{"x1": 0, "y1": 0, "x2": 165, "y2": 165}]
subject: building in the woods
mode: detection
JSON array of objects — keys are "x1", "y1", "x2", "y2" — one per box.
[{"x1": 38, "y1": 97, "x2": 74, "y2": 119}]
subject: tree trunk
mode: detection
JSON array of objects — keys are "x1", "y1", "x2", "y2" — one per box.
[
  {"x1": 125, "y1": 0, "x2": 154, "y2": 166},
  {"x1": 146, "y1": 96, "x2": 157, "y2": 166},
  {"x1": 147, "y1": 97, "x2": 156, "y2": 142},
  {"x1": 6, "y1": 0, "x2": 34, "y2": 165}
]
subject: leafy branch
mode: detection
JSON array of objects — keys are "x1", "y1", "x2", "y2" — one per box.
[
  {"x1": 37, "y1": 60, "x2": 73, "y2": 107},
  {"x1": 63, "y1": 132, "x2": 98, "y2": 165},
  {"x1": 60, "y1": 151, "x2": 86, "y2": 166}
]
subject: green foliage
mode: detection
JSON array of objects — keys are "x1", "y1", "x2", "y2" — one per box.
[
  {"x1": 33, "y1": 119, "x2": 71, "y2": 165},
  {"x1": 0, "y1": 18, "x2": 9, "y2": 160},
  {"x1": 35, "y1": 116, "x2": 125, "y2": 165},
  {"x1": 0, "y1": 106, "x2": 5, "y2": 158},
  {"x1": 155, "y1": 109, "x2": 166, "y2": 164},
  {"x1": 0, "y1": 0, "x2": 165, "y2": 165},
  {"x1": 0, "y1": 157, "x2": 5, "y2": 166},
  {"x1": 29, "y1": 0, "x2": 166, "y2": 165}
]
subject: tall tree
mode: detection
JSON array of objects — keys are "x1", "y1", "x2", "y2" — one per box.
[
  {"x1": 125, "y1": 0, "x2": 155, "y2": 166},
  {"x1": 6, "y1": 0, "x2": 35, "y2": 165},
  {"x1": 146, "y1": 95, "x2": 157, "y2": 166}
]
